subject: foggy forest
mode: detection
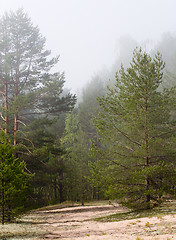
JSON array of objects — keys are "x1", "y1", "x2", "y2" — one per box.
[{"x1": 1, "y1": 5, "x2": 176, "y2": 240}]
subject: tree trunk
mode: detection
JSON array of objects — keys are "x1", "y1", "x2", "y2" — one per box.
[
  {"x1": 59, "y1": 177, "x2": 64, "y2": 203},
  {"x1": 14, "y1": 114, "x2": 18, "y2": 146},
  {"x1": 81, "y1": 173, "x2": 84, "y2": 206},
  {"x1": 145, "y1": 175, "x2": 150, "y2": 205},
  {"x1": 145, "y1": 76, "x2": 150, "y2": 207},
  {"x1": 7, "y1": 203, "x2": 11, "y2": 222},
  {"x1": 14, "y1": 53, "x2": 20, "y2": 146},
  {"x1": 14, "y1": 79, "x2": 19, "y2": 145},
  {"x1": 58, "y1": 160, "x2": 64, "y2": 203},
  {"x1": 4, "y1": 78, "x2": 8, "y2": 134},
  {"x1": 53, "y1": 178, "x2": 57, "y2": 202},
  {"x1": 1, "y1": 178, "x2": 5, "y2": 224},
  {"x1": 158, "y1": 176, "x2": 163, "y2": 201},
  {"x1": 145, "y1": 144, "x2": 150, "y2": 205},
  {"x1": 97, "y1": 186, "x2": 100, "y2": 201}
]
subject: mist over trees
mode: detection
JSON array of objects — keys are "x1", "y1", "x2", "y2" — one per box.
[
  {"x1": 61, "y1": 33, "x2": 176, "y2": 209},
  {"x1": 154, "y1": 33, "x2": 176, "y2": 88},
  {"x1": 0, "y1": 9, "x2": 176, "y2": 220}
]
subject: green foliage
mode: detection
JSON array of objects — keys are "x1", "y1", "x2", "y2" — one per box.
[
  {"x1": 0, "y1": 8, "x2": 76, "y2": 140},
  {"x1": 0, "y1": 9, "x2": 76, "y2": 207},
  {"x1": 22, "y1": 118, "x2": 66, "y2": 206},
  {"x1": 77, "y1": 77, "x2": 107, "y2": 200},
  {"x1": 91, "y1": 48, "x2": 176, "y2": 209},
  {"x1": 61, "y1": 111, "x2": 91, "y2": 203},
  {"x1": 0, "y1": 131, "x2": 32, "y2": 224}
]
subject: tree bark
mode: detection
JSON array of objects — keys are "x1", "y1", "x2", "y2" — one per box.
[
  {"x1": 14, "y1": 114, "x2": 18, "y2": 146},
  {"x1": 4, "y1": 78, "x2": 8, "y2": 134},
  {"x1": 59, "y1": 173, "x2": 64, "y2": 203},
  {"x1": 81, "y1": 173, "x2": 84, "y2": 206},
  {"x1": 1, "y1": 178, "x2": 5, "y2": 224},
  {"x1": 145, "y1": 76, "x2": 150, "y2": 207},
  {"x1": 14, "y1": 55, "x2": 19, "y2": 146}
]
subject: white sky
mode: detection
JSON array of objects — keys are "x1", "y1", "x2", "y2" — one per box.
[{"x1": 0, "y1": 0, "x2": 176, "y2": 92}]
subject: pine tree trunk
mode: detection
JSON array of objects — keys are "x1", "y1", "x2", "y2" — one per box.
[
  {"x1": 7, "y1": 203, "x2": 11, "y2": 222},
  {"x1": 4, "y1": 78, "x2": 8, "y2": 134},
  {"x1": 59, "y1": 177, "x2": 64, "y2": 203},
  {"x1": 1, "y1": 178, "x2": 5, "y2": 224},
  {"x1": 145, "y1": 175, "x2": 150, "y2": 204},
  {"x1": 145, "y1": 76, "x2": 150, "y2": 207},
  {"x1": 53, "y1": 178, "x2": 57, "y2": 202},
  {"x1": 92, "y1": 187, "x2": 95, "y2": 200},
  {"x1": 97, "y1": 186, "x2": 100, "y2": 200},
  {"x1": 81, "y1": 173, "x2": 84, "y2": 206},
  {"x1": 14, "y1": 63, "x2": 19, "y2": 146},
  {"x1": 14, "y1": 114, "x2": 18, "y2": 146},
  {"x1": 145, "y1": 152, "x2": 150, "y2": 206},
  {"x1": 158, "y1": 176, "x2": 163, "y2": 201}
]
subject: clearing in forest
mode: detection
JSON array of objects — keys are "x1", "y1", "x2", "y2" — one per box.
[{"x1": 0, "y1": 200, "x2": 176, "y2": 239}]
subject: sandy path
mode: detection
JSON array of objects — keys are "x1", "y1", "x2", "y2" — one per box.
[{"x1": 34, "y1": 204, "x2": 176, "y2": 240}]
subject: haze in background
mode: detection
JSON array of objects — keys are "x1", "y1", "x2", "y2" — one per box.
[{"x1": 0, "y1": 0, "x2": 176, "y2": 92}]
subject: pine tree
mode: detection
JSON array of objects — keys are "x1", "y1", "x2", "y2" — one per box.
[
  {"x1": 91, "y1": 48, "x2": 176, "y2": 209},
  {"x1": 0, "y1": 9, "x2": 76, "y2": 145},
  {"x1": 0, "y1": 9, "x2": 76, "y2": 209},
  {"x1": 0, "y1": 131, "x2": 32, "y2": 224},
  {"x1": 61, "y1": 111, "x2": 91, "y2": 204}
]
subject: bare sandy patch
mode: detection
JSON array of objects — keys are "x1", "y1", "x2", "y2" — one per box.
[
  {"x1": 38, "y1": 204, "x2": 176, "y2": 240},
  {"x1": 1, "y1": 203, "x2": 176, "y2": 239}
]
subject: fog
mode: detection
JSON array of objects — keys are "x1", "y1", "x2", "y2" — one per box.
[{"x1": 0, "y1": 0, "x2": 176, "y2": 92}]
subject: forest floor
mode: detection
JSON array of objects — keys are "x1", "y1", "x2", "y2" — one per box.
[{"x1": 0, "y1": 200, "x2": 176, "y2": 239}]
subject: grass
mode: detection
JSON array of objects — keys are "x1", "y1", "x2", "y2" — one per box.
[
  {"x1": 0, "y1": 222, "x2": 46, "y2": 239},
  {"x1": 94, "y1": 200, "x2": 176, "y2": 222},
  {"x1": 0, "y1": 211, "x2": 47, "y2": 239}
]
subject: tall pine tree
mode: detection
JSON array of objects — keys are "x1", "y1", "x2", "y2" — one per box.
[
  {"x1": 0, "y1": 9, "x2": 76, "y2": 145},
  {"x1": 91, "y1": 48, "x2": 176, "y2": 209},
  {"x1": 0, "y1": 9, "x2": 76, "y2": 207}
]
